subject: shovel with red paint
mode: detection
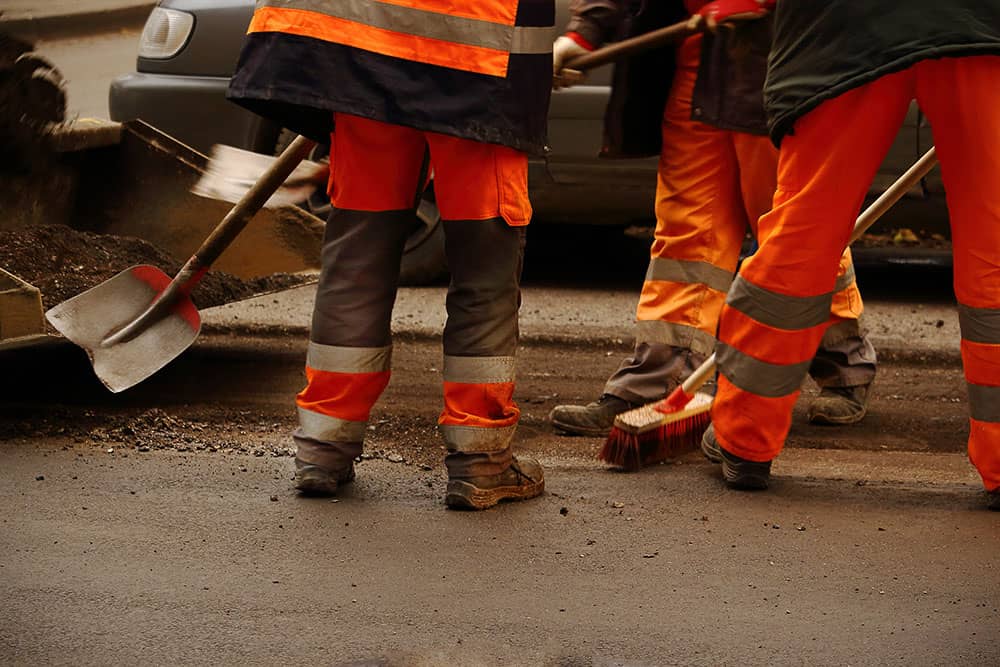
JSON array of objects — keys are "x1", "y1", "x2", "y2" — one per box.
[{"x1": 45, "y1": 135, "x2": 317, "y2": 393}]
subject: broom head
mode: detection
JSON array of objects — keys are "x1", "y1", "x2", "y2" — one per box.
[{"x1": 599, "y1": 391, "x2": 713, "y2": 471}]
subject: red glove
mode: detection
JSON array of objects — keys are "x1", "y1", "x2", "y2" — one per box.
[{"x1": 696, "y1": 0, "x2": 774, "y2": 27}]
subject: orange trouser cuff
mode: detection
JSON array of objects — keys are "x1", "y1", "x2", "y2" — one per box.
[
  {"x1": 439, "y1": 381, "x2": 520, "y2": 429},
  {"x1": 711, "y1": 376, "x2": 798, "y2": 462},
  {"x1": 297, "y1": 369, "x2": 391, "y2": 422}
]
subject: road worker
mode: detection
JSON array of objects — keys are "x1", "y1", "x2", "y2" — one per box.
[
  {"x1": 548, "y1": 0, "x2": 878, "y2": 442},
  {"x1": 700, "y1": 2, "x2": 1000, "y2": 511},
  {"x1": 227, "y1": 0, "x2": 554, "y2": 509}
]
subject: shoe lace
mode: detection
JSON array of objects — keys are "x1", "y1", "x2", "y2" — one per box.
[{"x1": 509, "y1": 460, "x2": 536, "y2": 483}]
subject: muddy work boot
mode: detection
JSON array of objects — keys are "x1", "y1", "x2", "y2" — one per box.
[
  {"x1": 987, "y1": 489, "x2": 1000, "y2": 512},
  {"x1": 292, "y1": 437, "x2": 361, "y2": 497},
  {"x1": 807, "y1": 384, "x2": 871, "y2": 425},
  {"x1": 549, "y1": 394, "x2": 642, "y2": 437},
  {"x1": 446, "y1": 456, "x2": 545, "y2": 510},
  {"x1": 294, "y1": 458, "x2": 356, "y2": 496},
  {"x1": 701, "y1": 424, "x2": 771, "y2": 490}
]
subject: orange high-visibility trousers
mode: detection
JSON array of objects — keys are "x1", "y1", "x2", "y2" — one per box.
[
  {"x1": 295, "y1": 114, "x2": 529, "y2": 476},
  {"x1": 605, "y1": 34, "x2": 871, "y2": 404},
  {"x1": 712, "y1": 56, "x2": 1000, "y2": 492}
]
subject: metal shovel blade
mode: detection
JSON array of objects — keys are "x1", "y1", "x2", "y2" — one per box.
[{"x1": 45, "y1": 265, "x2": 201, "y2": 393}]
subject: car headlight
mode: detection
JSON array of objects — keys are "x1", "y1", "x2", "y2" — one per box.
[{"x1": 138, "y1": 7, "x2": 195, "y2": 59}]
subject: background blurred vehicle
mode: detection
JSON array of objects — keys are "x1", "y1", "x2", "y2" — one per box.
[{"x1": 110, "y1": 1, "x2": 950, "y2": 282}]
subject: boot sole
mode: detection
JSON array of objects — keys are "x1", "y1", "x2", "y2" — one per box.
[
  {"x1": 700, "y1": 432, "x2": 722, "y2": 464},
  {"x1": 987, "y1": 491, "x2": 1000, "y2": 512},
  {"x1": 807, "y1": 407, "x2": 867, "y2": 426},
  {"x1": 550, "y1": 417, "x2": 611, "y2": 438},
  {"x1": 722, "y1": 458, "x2": 770, "y2": 490},
  {"x1": 703, "y1": 430, "x2": 769, "y2": 489},
  {"x1": 445, "y1": 478, "x2": 545, "y2": 511},
  {"x1": 294, "y1": 465, "x2": 354, "y2": 497}
]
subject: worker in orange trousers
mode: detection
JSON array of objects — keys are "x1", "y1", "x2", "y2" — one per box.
[
  {"x1": 549, "y1": 0, "x2": 877, "y2": 446},
  {"x1": 228, "y1": 0, "x2": 554, "y2": 509},
  {"x1": 701, "y1": 1, "x2": 1000, "y2": 511}
]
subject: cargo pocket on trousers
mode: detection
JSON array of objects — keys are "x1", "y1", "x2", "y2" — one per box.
[{"x1": 494, "y1": 147, "x2": 531, "y2": 227}]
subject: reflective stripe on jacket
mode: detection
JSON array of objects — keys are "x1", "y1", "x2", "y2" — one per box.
[{"x1": 228, "y1": 0, "x2": 554, "y2": 154}]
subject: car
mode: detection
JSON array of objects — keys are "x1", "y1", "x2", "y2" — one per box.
[{"x1": 109, "y1": 1, "x2": 950, "y2": 282}]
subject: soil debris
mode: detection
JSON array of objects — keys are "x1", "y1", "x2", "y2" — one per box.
[
  {"x1": 0, "y1": 33, "x2": 66, "y2": 173},
  {"x1": 0, "y1": 224, "x2": 313, "y2": 314}
]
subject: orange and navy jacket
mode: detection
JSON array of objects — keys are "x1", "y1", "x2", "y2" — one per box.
[{"x1": 228, "y1": 0, "x2": 555, "y2": 155}]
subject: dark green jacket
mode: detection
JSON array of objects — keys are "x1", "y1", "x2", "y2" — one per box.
[{"x1": 766, "y1": 2, "x2": 1000, "y2": 145}]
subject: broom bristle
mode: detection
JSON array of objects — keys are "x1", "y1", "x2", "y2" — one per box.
[{"x1": 599, "y1": 392, "x2": 713, "y2": 470}]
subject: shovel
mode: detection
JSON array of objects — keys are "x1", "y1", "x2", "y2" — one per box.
[{"x1": 45, "y1": 134, "x2": 317, "y2": 393}]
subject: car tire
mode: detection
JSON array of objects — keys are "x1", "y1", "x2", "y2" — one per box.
[{"x1": 274, "y1": 129, "x2": 448, "y2": 285}]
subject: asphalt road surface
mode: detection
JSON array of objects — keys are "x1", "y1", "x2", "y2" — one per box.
[{"x1": 2, "y1": 334, "x2": 997, "y2": 666}]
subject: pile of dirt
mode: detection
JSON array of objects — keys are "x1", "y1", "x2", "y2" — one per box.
[{"x1": 0, "y1": 224, "x2": 314, "y2": 312}]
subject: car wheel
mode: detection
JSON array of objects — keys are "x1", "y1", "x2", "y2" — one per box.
[{"x1": 274, "y1": 130, "x2": 448, "y2": 285}]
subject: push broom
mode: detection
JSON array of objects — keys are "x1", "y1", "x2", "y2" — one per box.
[{"x1": 600, "y1": 146, "x2": 941, "y2": 470}]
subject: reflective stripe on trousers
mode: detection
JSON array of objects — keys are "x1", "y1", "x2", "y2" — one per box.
[
  {"x1": 604, "y1": 34, "x2": 872, "y2": 405},
  {"x1": 296, "y1": 115, "x2": 527, "y2": 462},
  {"x1": 711, "y1": 56, "x2": 1000, "y2": 491},
  {"x1": 439, "y1": 217, "x2": 524, "y2": 458}
]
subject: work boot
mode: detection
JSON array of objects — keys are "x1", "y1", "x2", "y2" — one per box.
[
  {"x1": 700, "y1": 425, "x2": 771, "y2": 490},
  {"x1": 445, "y1": 456, "x2": 545, "y2": 510},
  {"x1": 549, "y1": 394, "x2": 642, "y2": 437},
  {"x1": 987, "y1": 489, "x2": 1000, "y2": 512},
  {"x1": 294, "y1": 458, "x2": 356, "y2": 497},
  {"x1": 807, "y1": 384, "x2": 870, "y2": 425}
]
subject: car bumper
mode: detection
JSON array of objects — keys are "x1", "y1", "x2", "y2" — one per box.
[{"x1": 109, "y1": 72, "x2": 277, "y2": 155}]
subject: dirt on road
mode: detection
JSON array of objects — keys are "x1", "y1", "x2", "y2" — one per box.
[
  {"x1": 2, "y1": 333, "x2": 996, "y2": 665},
  {"x1": 0, "y1": 332, "x2": 975, "y2": 472}
]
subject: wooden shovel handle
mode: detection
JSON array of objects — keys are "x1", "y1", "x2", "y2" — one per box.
[{"x1": 193, "y1": 134, "x2": 318, "y2": 269}]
